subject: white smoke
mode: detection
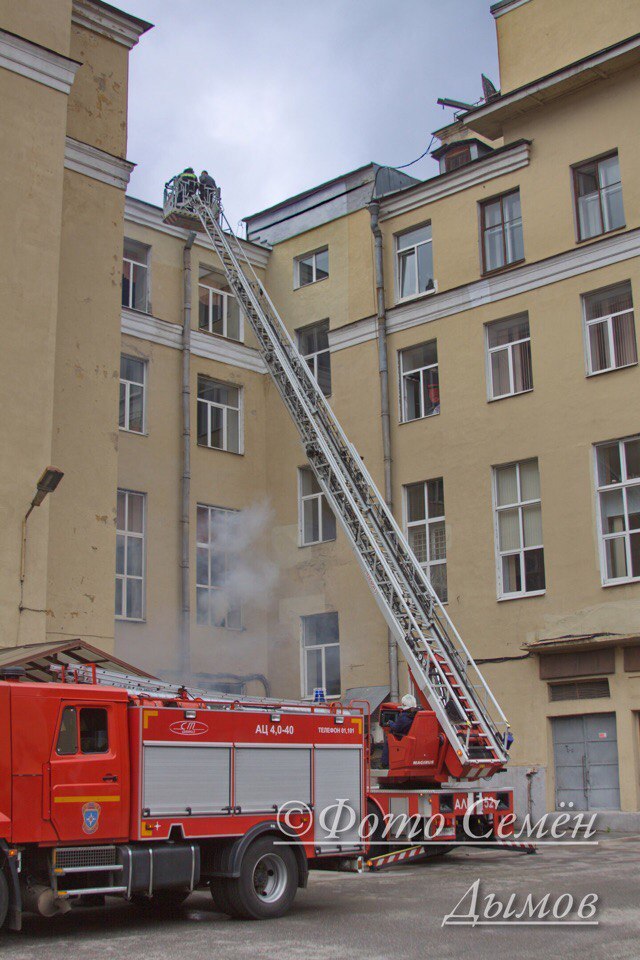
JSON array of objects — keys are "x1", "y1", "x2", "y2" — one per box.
[{"x1": 209, "y1": 499, "x2": 279, "y2": 627}]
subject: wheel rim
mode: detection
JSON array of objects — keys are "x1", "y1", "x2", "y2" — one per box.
[{"x1": 252, "y1": 853, "x2": 287, "y2": 903}]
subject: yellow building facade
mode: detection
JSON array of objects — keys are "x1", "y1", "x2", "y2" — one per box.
[{"x1": 3, "y1": 0, "x2": 640, "y2": 821}]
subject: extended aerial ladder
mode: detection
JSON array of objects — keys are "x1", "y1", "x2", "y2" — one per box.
[{"x1": 162, "y1": 176, "x2": 510, "y2": 782}]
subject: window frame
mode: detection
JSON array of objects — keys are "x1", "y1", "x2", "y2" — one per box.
[
  {"x1": 198, "y1": 278, "x2": 243, "y2": 342},
  {"x1": 492, "y1": 458, "x2": 545, "y2": 601},
  {"x1": 195, "y1": 503, "x2": 243, "y2": 630},
  {"x1": 395, "y1": 221, "x2": 436, "y2": 303},
  {"x1": 581, "y1": 282, "x2": 637, "y2": 378},
  {"x1": 479, "y1": 188, "x2": 525, "y2": 276},
  {"x1": 403, "y1": 479, "x2": 448, "y2": 603},
  {"x1": 399, "y1": 340, "x2": 440, "y2": 423},
  {"x1": 119, "y1": 354, "x2": 147, "y2": 434},
  {"x1": 300, "y1": 612, "x2": 341, "y2": 699},
  {"x1": 594, "y1": 435, "x2": 640, "y2": 587},
  {"x1": 294, "y1": 247, "x2": 329, "y2": 289},
  {"x1": 122, "y1": 239, "x2": 150, "y2": 313},
  {"x1": 298, "y1": 466, "x2": 337, "y2": 547},
  {"x1": 196, "y1": 375, "x2": 243, "y2": 455},
  {"x1": 115, "y1": 489, "x2": 146, "y2": 622},
  {"x1": 296, "y1": 319, "x2": 331, "y2": 396},
  {"x1": 485, "y1": 313, "x2": 533, "y2": 401},
  {"x1": 572, "y1": 151, "x2": 625, "y2": 243}
]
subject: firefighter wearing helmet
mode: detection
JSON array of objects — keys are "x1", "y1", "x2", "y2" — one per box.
[{"x1": 380, "y1": 694, "x2": 418, "y2": 769}]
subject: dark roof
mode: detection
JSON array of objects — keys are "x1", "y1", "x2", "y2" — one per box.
[
  {"x1": 0, "y1": 640, "x2": 157, "y2": 682},
  {"x1": 244, "y1": 163, "x2": 377, "y2": 223}
]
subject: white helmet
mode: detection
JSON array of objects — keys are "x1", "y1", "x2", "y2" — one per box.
[{"x1": 401, "y1": 694, "x2": 417, "y2": 710}]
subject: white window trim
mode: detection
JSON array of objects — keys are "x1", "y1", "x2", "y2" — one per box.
[
  {"x1": 399, "y1": 343, "x2": 440, "y2": 423},
  {"x1": 485, "y1": 316, "x2": 533, "y2": 401},
  {"x1": 197, "y1": 377, "x2": 244, "y2": 455},
  {"x1": 297, "y1": 320, "x2": 331, "y2": 396},
  {"x1": 492, "y1": 460, "x2": 545, "y2": 601},
  {"x1": 115, "y1": 489, "x2": 146, "y2": 622},
  {"x1": 594, "y1": 437, "x2": 640, "y2": 587},
  {"x1": 582, "y1": 299, "x2": 637, "y2": 378},
  {"x1": 394, "y1": 224, "x2": 436, "y2": 304},
  {"x1": 298, "y1": 467, "x2": 336, "y2": 547},
  {"x1": 198, "y1": 281, "x2": 244, "y2": 342},
  {"x1": 294, "y1": 247, "x2": 329, "y2": 290},
  {"x1": 299, "y1": 616, "x2": 341, "y2": 700},
  {"x1": 119, "y1": 355, "x2": 147, "y2": 434},
  {"x1": 122, "y1": 250, "x2": 150, "y2": 313},
  {"x1": 403, "y1": 481, "x2": 447, "y2": 604},
  {"x1": 196, "y1": 503, "x2": 243, "y2": 630}
]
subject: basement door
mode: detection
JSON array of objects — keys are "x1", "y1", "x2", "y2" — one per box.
[{"x1": 552, "y1": 713, "x2": 620, "y2": 811}]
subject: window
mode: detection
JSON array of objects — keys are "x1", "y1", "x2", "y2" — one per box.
[
  {"x1": 574, "y1": 152, "x2": 625, "y2": 241},
  {"x1": 301, "y1": 612, "x2": 340, "y2": 697},
  {"x1": 480, "y1": 190, "x2": 524, "y2": 274},
  {"x1": 119, "y1": 355, "x2": 146, "y2": 433},
  {"x1": 295, "y1": 248, "x2": 329, "y2": 288},
  {"x1": 299, "y1": 467, "x2": 336, "y2": 546},
  {"x1": 443, "y1": 146, "x2": 472, "y2": 172},
  {"x1": 198, "y1": 265, "x2": 242, "y2": 341},
  {"x1": 400, "y1": 341, "x2": 440, "y2": 422},
  {"x1": 297, "y1": 320, "x2": 331, "y2": 395},
  {"x1": 196, "y1": 504, "x2": 242, "y2": 629},
  {"x1": 583, "y1": 282, "x2": 636, "y2": 375},
  {"x1": 405, "y1": 478, "x2": 447, "y2": 602},
  {"x1": 486, "y1": 314, "x2": 533, "y2": 400},
  {"x1": 122, "y1": 239, "x2": 150, "y2": 312},
  {"x1": 80, "y1": 708, "x2": 109, "y2": 753},
  {"x1": 197, "y1": 376, "x2": 241, "y2": 454},
  {"x1": 56, "y1": 706, "x2": 78, "y2": 755},
  {"x1": 493, "y1": 458, "x2": 545, "y2": 598},
  {"x1": 548, "y1": 679, "x2": 610, "y2": 702},
  {"x1": 397, "y1": 224, "x2": 434, "y2": 299},
  {"x1": 595, "y1": 436, "x2": 640, "y2": 584},
  {"x1": 115, "y1": 490, "x2": 145, "y2": 620}
]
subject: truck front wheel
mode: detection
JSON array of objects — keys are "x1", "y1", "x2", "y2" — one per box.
[{"x1": 222, "y1": 836, "x2": 298, "y2": 920}]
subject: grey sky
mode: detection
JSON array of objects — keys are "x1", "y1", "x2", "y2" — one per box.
[{"x1": 122, "y1": 1, "x2": 499, "y2": 229}]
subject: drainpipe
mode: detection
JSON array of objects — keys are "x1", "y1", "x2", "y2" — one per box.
[
  {"x1": 180, "y1": 231, "x2": 197, "y2": 679},
  {"x1": 368, "y1": 199, "x2": 398, "y2": 701}
]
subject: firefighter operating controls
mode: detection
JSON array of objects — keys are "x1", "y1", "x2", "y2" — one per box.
[{"x1": 163, "y1": 172, "x2": 510, "y2": 785}]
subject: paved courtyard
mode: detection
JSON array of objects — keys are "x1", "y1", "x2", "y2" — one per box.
[{"x1": 5, "y1": 836, "x2": 640, "y2": 960}]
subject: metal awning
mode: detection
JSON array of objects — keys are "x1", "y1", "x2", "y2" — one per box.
[
  {"x1": 345, "y1": 686, "x2": 390, "y2": 714},
  {"x1": 523, "y1": 632, "x2": 640, "y2": 654},
  {"x1": 0, "y1": 640, "x2": 157, "y2": 683}
]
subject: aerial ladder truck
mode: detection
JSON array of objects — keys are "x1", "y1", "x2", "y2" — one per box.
[{"x1": 0, "y1": 176, "x2": 522, "y2": 935}]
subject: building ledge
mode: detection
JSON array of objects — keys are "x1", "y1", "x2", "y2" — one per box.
[
  {"x1": 524, "y1": 633, "x2": 640, "y2": 654},
  {"x1": 71, "y1": 0, "x2": 152, "y2": 49},
  {"x1": 65, "y1": 136, "x2": 135, "y2": 189},
  {"x1": 0, "y1": 28, "x2": 81, "y2": 94},
  {"x1": 463, "y1": 33, "x2": 640, "y2": 139}
]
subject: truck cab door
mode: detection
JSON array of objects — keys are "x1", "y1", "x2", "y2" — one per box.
[{"x1": 49, "y1": 701, "x2": 129, "y2": 842}]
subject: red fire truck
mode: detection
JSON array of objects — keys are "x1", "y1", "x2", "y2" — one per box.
[{"x1": 0, "y1": 177, "x2": 522, "y2": 932}]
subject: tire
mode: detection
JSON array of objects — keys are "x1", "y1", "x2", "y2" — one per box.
[
  {"x1": 209, "y1": 878, "x2": 237, "y2": 917},
  {"x1": 226, "y1": 836, "x2": 298, "y2": 920},
  {"x1": 131, "y1": 888, "x2": 191, "y2": 913},
  {"x1": 0, "y1": 870, "x2": 8, "y2": 930}
]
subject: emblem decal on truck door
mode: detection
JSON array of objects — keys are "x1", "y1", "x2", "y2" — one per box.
[
  {"x1": 169, "y1": 720, "x2": 209, "y2": 736},
  {"x1": 82, "y1": 801, "x2": 101, "y2": 834}
]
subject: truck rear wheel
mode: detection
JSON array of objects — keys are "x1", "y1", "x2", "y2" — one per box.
[
  {"x1": 0, "y1": 870, "x2": 8, "y2": 929},
  {"x1": 224, "y1": 836, "x2": 298, "y2": 920}
]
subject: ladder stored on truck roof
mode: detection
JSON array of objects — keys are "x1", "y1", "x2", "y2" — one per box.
[{"x1": 162, "y1": 176, "x2": 510, "y2": 780}]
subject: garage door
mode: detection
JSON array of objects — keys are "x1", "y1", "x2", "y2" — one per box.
[{"x1": 552, "y1": 713, "x2": 620, "y2": 811}]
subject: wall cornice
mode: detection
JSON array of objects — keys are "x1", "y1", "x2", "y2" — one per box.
[
  {"x1": 378, "y1": 141, "x2": 531, "y2": 222},
  {"x1": 122, "y1": 309, "x2": 267, "y2": 374},
  {"x1": 490, "y1": 0, "x2": 532, "y2": 19},
  {"x1": 125, "y1": 197, "x2": 271, "y2": 271},
  {"x1": 64, "y1": 137, "x2": 135, "y2": 189},
  {"x1": 329, "y1": 228, "x2": 640, "y2": 351},
  {"x1": 0, "y1": 29, "x2": 81, "y2": 94},
  {"x1": 71, "y1": 0, "x2": 152, "y2": 49}
]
